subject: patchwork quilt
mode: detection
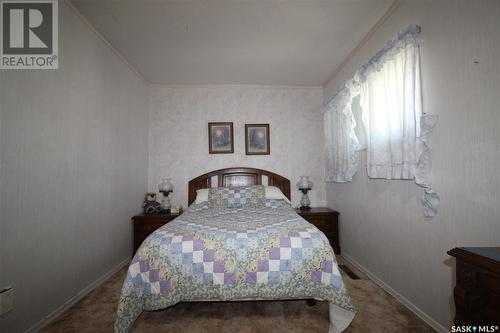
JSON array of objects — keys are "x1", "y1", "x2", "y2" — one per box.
[{"x1": 115, "y1": 201, "x2": 355, "y2": 332}]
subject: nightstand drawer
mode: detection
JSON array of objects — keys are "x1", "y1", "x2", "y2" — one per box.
[
  {"x1": 306, "y1": 217, "x2": 335, "y2": 233},
  {"x1": 132, "y1": 213, "x2": 180, "y2": 254},
  {"x1": 135, "y1": 222, "x2": 167, "y2": 234}
]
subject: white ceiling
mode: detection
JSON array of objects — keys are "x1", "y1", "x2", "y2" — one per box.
[{"x1": 70, "y1": 0, "x2": 393, "y2": 85}]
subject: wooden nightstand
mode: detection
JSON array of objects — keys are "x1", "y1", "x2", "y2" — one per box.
[
  {"x1": 133, "y1": 213, "x2": 181, "y2": 253},
  {"x1": 295, "y1": 207, "x2": 340, "y2": 254}
]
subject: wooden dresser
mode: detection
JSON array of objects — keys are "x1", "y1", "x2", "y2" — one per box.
[
  {"x1": 448, "y1": 247, "x2": 500, "y2": 326},
  {"x1": 296, "y1": 207, "x2": 340, "y2": 254},
  {"x1": 133, "y1": 213, "x2": 181, "y2": 253}
]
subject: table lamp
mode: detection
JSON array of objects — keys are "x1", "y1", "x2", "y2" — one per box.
[
  {"x1": 158, "y1": 178, "x2": 174, "y2": 213},
  {"x1": 297, "y1": 176, "x2": 313, "y2": 210}
]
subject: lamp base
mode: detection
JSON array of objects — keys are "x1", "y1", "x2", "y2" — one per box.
[
  {"x1": 160, "y1": 191, "x2": 172, "y2": 212},
  {"x1": 299, "y1": 188, "x2": 311, "y2": 210}
]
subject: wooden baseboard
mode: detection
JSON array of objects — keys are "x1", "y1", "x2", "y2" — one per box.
[
  {"x1": 25, "y1": 257, "x2": 131, "y2": 333},
  {"x1": 341, "y1": 253, "x2": 449, "y2": 333}
]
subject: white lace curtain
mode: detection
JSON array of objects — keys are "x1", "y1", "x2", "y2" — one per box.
[
  {"x1": 360, "y1": 30, "x2": 422, "y2": 180},
  {"x1": 323, "y1": 80, "x2": 360, "y2": 182},
  {"x1": 323, "y1": 25, "x2": 440, "y2": 217}
]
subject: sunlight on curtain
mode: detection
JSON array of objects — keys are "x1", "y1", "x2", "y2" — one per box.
[{"x1": 360, "y1": 40, "x2": 421, "y2": 179}]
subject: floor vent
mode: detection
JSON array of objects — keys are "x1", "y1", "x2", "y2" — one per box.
[{"x1": 339, "y1": 264, "x2": 360, "y2": 280}]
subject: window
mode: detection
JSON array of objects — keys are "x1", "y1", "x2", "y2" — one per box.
[
  {"x1": 323, "y1": 25, "x2": 439, "y2": 217},
  {"x1": 360, "y1": 35, "x2": 422, "y2": 180}
]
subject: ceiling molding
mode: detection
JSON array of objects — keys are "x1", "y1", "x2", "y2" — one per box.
[
  {"x1": 322, "y1": 0, "x2": 402, "y2": 87},
  {"x1": 64, "y1": 0, "x2": 150, "y2": 84}
]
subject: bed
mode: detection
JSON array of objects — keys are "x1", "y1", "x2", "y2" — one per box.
[{"x1": 115, "y1": 167, "x2": 355, "y2": 332}]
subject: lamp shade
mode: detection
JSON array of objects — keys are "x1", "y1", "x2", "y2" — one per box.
[
  {"x1": 158, "y1": 178, "x2": 174, "y2": 193},
  {"x1": 296, "y1": 176, "x2": 313, "y2": 190}
]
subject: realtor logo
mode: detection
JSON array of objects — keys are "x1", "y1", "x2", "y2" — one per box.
[{"x1": 1, "y1": 0, "x2": 58, "y2": 69}]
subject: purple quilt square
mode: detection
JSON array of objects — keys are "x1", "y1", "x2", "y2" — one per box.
[
  {"x1": 322, "y1": 260, "x2": 333, "y2": 273},
  {"x1": 257, "y1": 260, "x2": 269, "y2": 272},
  {"x1": 149, "y1": 269, "x2": 160, "y2": 282},
  {"x1": 269, "y1": 248, "x2": 280, "y2": 260},
  {"x1": 310, "y1": 271, "x2": 321, "y2": 283},
  {"x1": 139, "y1": 259, "x2": 150, "y2": 272},
  {"x1": 182, "y1": 235, "x2": 193, "y2": 241},
  {"x1": 280, "y1": 237, "x2": 291, "y2": 248},
  {"x1": 160, "y1": 279, "x2": 172, "y2": 293},
  {"x1": 214, "y1": 260, "x2": 225, "y2": 273},
  {"x1": 246, "y1": 272, "x2": 257, "y2": 284},
  {"x1": 224, "y1": 273, "x2": 236, "y2": 284},
  {"x1": 203, "y1": 249, "x2": 215, "y2": 262},
  {"x1": 289, "y1": 231, "x2": 300, "y2": 237},
  {"x1": 193, "y1": 239, "x2": 204, "y2": 251}
]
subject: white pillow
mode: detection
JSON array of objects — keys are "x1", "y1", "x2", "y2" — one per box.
[
  {"x1": 265, "y1": 186, "x2": 291, "y2": 204},
  {"x1": 194, "y1": 186, "x2": 291, "y2": 204},
  {"x1": 194, "y1": 188, "x2": 209, "y2": 204}
]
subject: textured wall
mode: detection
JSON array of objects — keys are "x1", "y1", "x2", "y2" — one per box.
[
  {"x1": 149, "y1": 85, "x2": 325, "y2": 208},
  {"x1": 323, "y1": 0, "x2": 500, "y2": 329},
  {"x1": 0, "y1": 2, "x2": 149, "y2": 332}
]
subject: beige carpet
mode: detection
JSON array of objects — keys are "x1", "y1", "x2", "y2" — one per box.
[{"x1": 41, "y1": 258, "x2": 435, "y2": 333}]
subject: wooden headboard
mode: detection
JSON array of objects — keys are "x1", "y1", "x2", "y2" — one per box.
[{"x1": 188, "y1": 167, "x2": 290, "y2": 205}]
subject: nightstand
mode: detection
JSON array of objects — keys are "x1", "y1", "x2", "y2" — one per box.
[
  {"x1": 132, "y1": 213, "x2": 181, "y2": 253},
  {"x1": 295, "y1": 207, "x2": 340, "y2": 254}
]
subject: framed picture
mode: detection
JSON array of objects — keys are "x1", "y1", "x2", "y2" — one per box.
[
  {"x1": 208, "y1": 122, "x2": 234, "y2": 154},
  {"x1": 245, "y1": 124, "x2": 270, "y2": 155}
]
